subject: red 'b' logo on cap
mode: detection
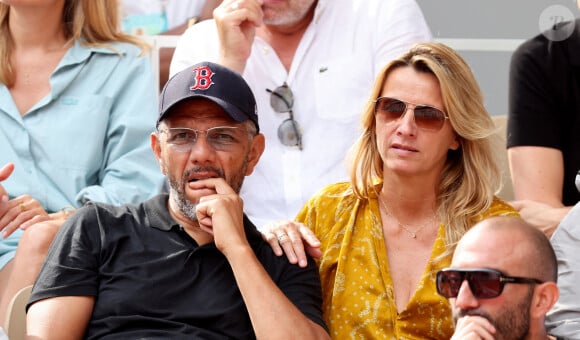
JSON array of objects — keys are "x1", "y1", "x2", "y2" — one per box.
[{"x1": 190, "y1": 66, "x2": 214, "y2": 90}]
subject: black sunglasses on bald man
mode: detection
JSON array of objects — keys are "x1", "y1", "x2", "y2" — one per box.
[{"x1": 436, "y1": 268, "x2": 543, "y2": 299}]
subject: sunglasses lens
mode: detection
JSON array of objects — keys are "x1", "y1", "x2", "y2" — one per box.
[
  {"x1": 468, "y1": 271, "x2": 503, "y2": 298},
  {"x1": 375, "y1": 97, "x2": 406, "y2": 121},
  {"x1": 270, "y1": 85, "x2": 294, "y2": 113},
  {"x1": 414, "y1": 107, "x2": 446, "y2": 130},
  {"x1": 376, "y1": 97, "x2": 447, "y2": 131},
  {"x1": 436, "y1": 270, "x2": 464, "y2": 298},
  {"x1": 268, "y1": 84, "x2": 303, "y2": 149},
  {"x1": 277, "y1": 118, "x2": 302, "y2": 147},
  {"x1": 437, "y1": 270, "x2": 504, "y2": 299}
]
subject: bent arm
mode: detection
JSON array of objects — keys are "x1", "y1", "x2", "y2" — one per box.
[
  {"x1": 508, "y1": 146, "x2": 565, "y2": 206},
  {"x1": 226, "y1": 246, "x2": 329, "y2": 339},
  {"x1": 508, "y1": 146, "x2": 572, "y2": 237},
  {"x1": 195, "y1": 179, "x2": 327, "y2": 339},
  {"x1": 27, "y1": 296, "x2": 94, "y2": 340}
]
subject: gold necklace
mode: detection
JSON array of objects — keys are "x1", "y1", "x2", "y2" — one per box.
[{"x1": 378, "y1": 197, "x2": 437, "y2": 239}]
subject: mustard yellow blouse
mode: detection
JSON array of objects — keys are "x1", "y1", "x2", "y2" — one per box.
[{"x1": 296, "y1": 182, "x2": 518, "y2": 339}]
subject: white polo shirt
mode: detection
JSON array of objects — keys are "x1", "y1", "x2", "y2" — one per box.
[{"x1": 170, "y1": 0, "x2": 432, "y2": 228}]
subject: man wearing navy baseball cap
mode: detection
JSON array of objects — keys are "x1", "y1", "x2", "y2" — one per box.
[
  {"x1": 26, "y1": 62, "x2": 329, "y2": 339},
  {"x1": 157, "y1": 61, "x2": 259, "y2": 131}
]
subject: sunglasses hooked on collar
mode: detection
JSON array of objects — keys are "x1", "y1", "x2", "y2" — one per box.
[
  {"x1": 266, "y1": 83, "x2": 303, "y2": 150},
  {"x1": 436, "y1": 268, "x2": 544, "y2": 299}
]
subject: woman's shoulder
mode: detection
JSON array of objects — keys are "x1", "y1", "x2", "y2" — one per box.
[
  {"x1": 484, "y1": 197, "x2": 520, "y2": 218},
  {"x1": 105, "y1": 41, "x2": 145, "y2": 58},
  {"x1": 302, "y1": 182, "x2": 362, "y2": 216},
  {"x1": 310, "y1": 182, "x2": 355, "y2": 200},
  {"x1": 78, "y1": 40, "x2": 146, "y2": 60}
]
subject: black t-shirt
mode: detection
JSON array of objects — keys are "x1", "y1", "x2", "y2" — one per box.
[
  {"x1": 508, "y1": 19, "x2": 580, "y2": 206},
  {"x1": 29, "y1": 195, "x2": 326, "y2": 339}
]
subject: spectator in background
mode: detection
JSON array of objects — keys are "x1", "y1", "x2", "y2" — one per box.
[
  {"x1": 0, "y1": 0, "x2": 164, "y2": 326},
  {"x1": 121, "y1": 0, "x2": 207, "y2": 35},
  {"x1": 121, "y1": 0, "x2": 221, "y2": 88},
  {"x1": 263, "y1": 43, "x2": 518, "y2": 338},
  {"x1": 507, "y1": 6, "x2": 580, "y2": 238},
  {"x1": 439, "y1": 216, "x2": 559, "y2": 339},
  {"x1": 170, "y1": 0, "x2": 432, "y2": 229},
  {"x1": 508, "y1": 7, "x2": 580, "y2": 338},
  {"x1": 545, "y1": 201, "x2": 580, "y2": 338}
]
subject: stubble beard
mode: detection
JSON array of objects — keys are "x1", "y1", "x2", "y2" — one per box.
[
  {"x1": 167, "y1": 157, "x2": 250, "y2": 222},
  {"x1": 453, "y1": 287, "x2": 534, "y2": 340},
  {"x1": 262, "y1": 0, "x2": 316, "y2": 26}
]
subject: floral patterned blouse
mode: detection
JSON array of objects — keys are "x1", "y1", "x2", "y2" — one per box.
[{"x1": 296, "y1": 182, "x2": 518, "y2": 339}]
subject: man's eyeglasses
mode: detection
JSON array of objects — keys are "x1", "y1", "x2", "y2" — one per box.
[
  {"x1": 436, "y1": 268, "x2": 543, "y2": 299},
  {"x1": 374, "y1": 97, "x2": 449, "y2": 131},
  {"x1": 267, "y1": 83, "x2": 303, "y2": 150},
  {"x1": 158, "y1": 126, "x2": 246, "y2": 152}
]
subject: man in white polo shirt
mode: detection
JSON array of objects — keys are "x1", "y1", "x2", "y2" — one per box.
[{"x1": 170, "y1": 0, "x2": 432, "y2": 229}]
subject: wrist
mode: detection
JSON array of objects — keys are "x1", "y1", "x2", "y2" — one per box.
[
  {"x1": 221, "y1": 243, "x2": 253, "y2": 262},
  {"x1": 218, "y1": 56, "x2": 247, "y2": 75},
  {"x1": 53, "y1": 205, "x2": 76, "y2": 220}
]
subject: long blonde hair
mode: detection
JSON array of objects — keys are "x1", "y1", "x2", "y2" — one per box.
[
  {"x1": 0, "y1": 0, "x2": 149, "y2": 86},
  {"x1": 349, "y1": 42, "x2": 501, "y2": 249}
]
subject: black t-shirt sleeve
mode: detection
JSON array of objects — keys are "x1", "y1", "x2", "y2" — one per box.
[
  {"x1": 27, "y1": 204, "x2": 102, "y2": 309},
  {"x1": 507, "y1": 35, "x2": 566, "y2": 149},
  {"x1": 507, "y1": 35, "x2": 570, "y2": 150}
]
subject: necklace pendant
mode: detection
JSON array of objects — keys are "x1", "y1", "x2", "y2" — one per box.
[{"x1": 410, "y1": 232, "x2": 416, "y2": 238}]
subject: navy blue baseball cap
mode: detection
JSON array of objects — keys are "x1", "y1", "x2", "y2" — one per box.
[{"x1": 157, "y1": 61, "x2": 259, "y2": 132}]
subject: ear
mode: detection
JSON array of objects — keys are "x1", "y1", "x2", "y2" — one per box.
[
  {"x1": 151, "y1": 132, "x2": 167, "y2": 175},
  {"x1": 530, "y1": 282, "x2": 559, "y2": 319},
  {"x1": 244, "y1": 133, "x2": 266, "y2": 176},
  {"x1": 448, "y1": 134, "x2": 461, "y2": 151}
]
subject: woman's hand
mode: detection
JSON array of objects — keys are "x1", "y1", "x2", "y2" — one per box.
[
  {"x1": 261, "y1": 220, "x2": 322, "y2": 268},
  {"x1": 0, "y1": 195, "x2": 51, "y2": 238},
  {"x1": 0, "y1": 163, "x2": 50, "y2": 238}
]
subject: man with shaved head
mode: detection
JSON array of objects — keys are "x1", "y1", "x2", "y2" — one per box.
[{"x1": 437, "y1": 216, "x2": 560, "y2": 339}]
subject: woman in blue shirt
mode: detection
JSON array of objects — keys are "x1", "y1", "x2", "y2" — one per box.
[{"x1": 0, "y1": 0, "x2": 165, "y2": 325}]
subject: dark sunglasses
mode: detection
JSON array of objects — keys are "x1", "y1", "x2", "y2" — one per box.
[
  {"x1": 374, "y1": 96, "x2": 449, "y2": 131},
  {"x1": 436, "y1": 268, "x2": 543, "y2": 299},
  {"x1": 266, "y1": 83, "x2": 303, "y2": 150}
]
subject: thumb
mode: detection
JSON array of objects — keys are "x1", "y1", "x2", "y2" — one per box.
[{"x1": 0, "y1": 163, "x2": 15, "y2": 181}]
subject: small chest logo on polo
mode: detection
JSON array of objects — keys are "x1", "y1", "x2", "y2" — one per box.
[{"x1": 190, "y1": 66, "x2": 214, "y2": 91}]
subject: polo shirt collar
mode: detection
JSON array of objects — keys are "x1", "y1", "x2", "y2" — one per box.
[
  {"x1": 143, "y1": 194, "x2": 263, "y2": 246},
  {"x1": 143, "y1": 194, "x2": 176, "y2": 231}
]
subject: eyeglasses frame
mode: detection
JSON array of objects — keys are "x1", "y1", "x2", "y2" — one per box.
[
  {"x1": 374, "y1": 96, "x2": 450, "y2": 131},
  {"x1": 157, "y1": 126, "x2": 250, "y2": 152}
]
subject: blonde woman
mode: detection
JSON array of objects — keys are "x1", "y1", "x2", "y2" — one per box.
[
  {"x1": 0, "y1": 0, "x2": 164, "y2": 325},
  {"x1": 263, "y1": 42, "x2": 518, "y2": 339}
]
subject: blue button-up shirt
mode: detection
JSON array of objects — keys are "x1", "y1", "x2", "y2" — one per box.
[
  {"x1": 0, "y1": 40, "x2": 165, "y2": 267},
  {"x1": 1, "y1": 39, "x2": 164, "y2": 209}
]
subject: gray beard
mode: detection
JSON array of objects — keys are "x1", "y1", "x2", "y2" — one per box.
[
  {"x1": 167, "y1": 158, "x2": 249, "y2": 222},
  {"x1": 169, "y1": 184, "x2": 198, "y2": 221}
]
